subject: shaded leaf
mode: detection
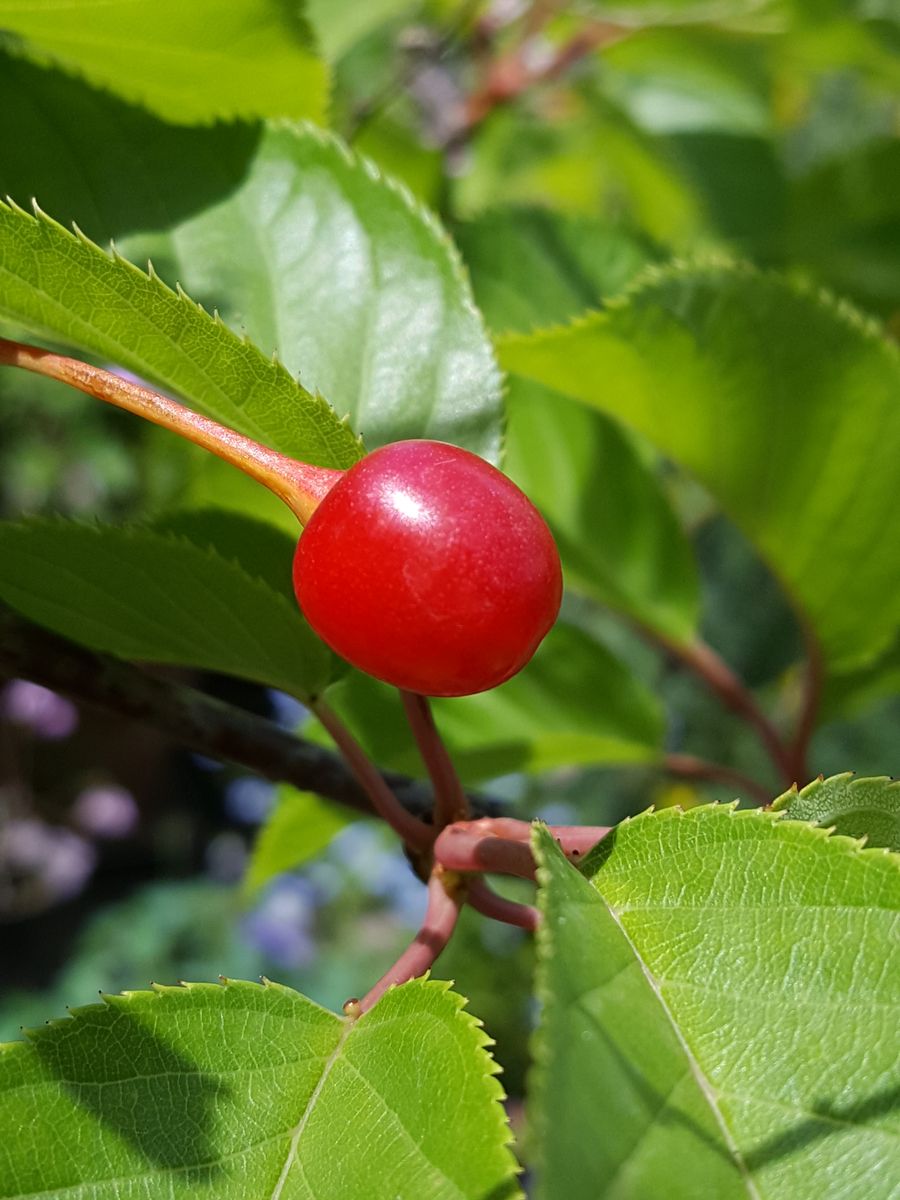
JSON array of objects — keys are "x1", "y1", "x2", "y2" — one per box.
[
  {"x1": 0, "y1": 519, "x2": 333, "y2": 699},
  {"x1": 454, "y1": 206, "x2": 655, "y2": 335},
  {"x1": 0, "y1": 978, "x2": 520, "y2": 1199},
  {"x1": 533, "y1": 806, "x2": 900, "y2": 1199},
  {"x1": 505, "y1": 378, "x2": 699, "y2": 644},
  {"x1": 245, "y1": 788, "x2": 352, "y2": 895},
  {"x1": 773, "y1": 772, "x2": 900, "y2": 851},
  {"x1": 500, "y1": 262, "x2": 900, "y2": 675},
  {"x1": 0, "y1": 0, "x2": 328, "y2": 125}
]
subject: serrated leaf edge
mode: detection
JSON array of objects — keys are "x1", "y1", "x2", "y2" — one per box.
[{"x1": 0, "y1": 195, "x2": 364, "y2": 467}]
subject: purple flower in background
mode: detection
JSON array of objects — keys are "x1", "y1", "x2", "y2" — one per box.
[
  {"x1": 224, "y1": 777, "x2": 275, "y2": 825},
  {"x1": 205, "y1": 832, "x2": 248, "y2": 884},
  {"x1": 267, "y1": 690, "x2": 308, "y2": 731},
  {"x1": 1, "y1": 818, "x2": 96, "y2": 904},
  {"x1": 240, "y1": 876, "x2": 317, "y2": 969},
  {"x1": 1, "y1": 680, "x2": 78, "y2": 740},
  {"x1": 73, "y1": 784, "x2": 139, "y2": 839}
]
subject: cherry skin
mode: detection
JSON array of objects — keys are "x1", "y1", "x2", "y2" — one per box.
[{"x1": 292, "y1": 440, "x2": 562, "y2": 697}]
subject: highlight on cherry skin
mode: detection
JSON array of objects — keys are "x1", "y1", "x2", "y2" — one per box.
[{"x1": 0, "y1": 338, "x2": 563, "y2": 698}]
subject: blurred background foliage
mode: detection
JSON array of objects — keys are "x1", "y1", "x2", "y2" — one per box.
[{"x1": 0, "y1": 0, "x2": 898, "y2": 1116}]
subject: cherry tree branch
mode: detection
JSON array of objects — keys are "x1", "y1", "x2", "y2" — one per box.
[
  {"x1": 400, "y1": 690, "x2": 470, "y2": 828},
  {"x1": 0, "y1": 605, "x2": 503, "y2": 825},
  {"x1": 467, "y1": 879, "x2": 539, "y2": 932}
]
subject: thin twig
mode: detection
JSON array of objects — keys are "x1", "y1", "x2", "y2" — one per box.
[
  {"x1": 352, "y1": 867, "x2": 466, "y2": 1014},
  {"x1": 400, "y1": 691, "x2": 470, "y2": 828},
  {"x1": 313, "y1": 698, "x2": 433, "y2": 851},
  {"x1": 456, "y1": 18, "x2": 625, "y2": 139},
  {"x1": 786, "y1": 625, "x2": 823, "y2": 786},
  {"x1": 467, "y1": 879, "x2": 539, "y2": 931},
  {"x1": 663, "y1": 753, "x2": 772, "y2": 806},
  {"x1": 655, "y1": 634, "x2": 796, "y2": 785},
  {"x1": 0, "y1": 605, "x2": 503, "y2": 824}
]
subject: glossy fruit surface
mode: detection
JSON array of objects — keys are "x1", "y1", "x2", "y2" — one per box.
[{"x1": 292, "y1": 440, "x2": 562, "y2": 696}]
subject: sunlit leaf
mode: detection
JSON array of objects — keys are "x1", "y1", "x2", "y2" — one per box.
[
  {"x1": 0, "y1": 0, "x2": 328, "y2": 124},
  {"x1": 0, "y1": 978, "x2": 520, "y2": 1199},
  {"x1": 533, "y1": 806, "x2": 900, "y2": 1199},
  {"x1": 500, "y1": 262, "x2": 900, "y2": 675},
  {"x1": 773, "y1": 772, "x2": 900, "y2": 851}
]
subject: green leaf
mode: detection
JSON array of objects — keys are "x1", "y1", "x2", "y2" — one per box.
[
  {"x1": 453, "y1": 206, "x2": 655, "y2": 335},
  {"x1": 0, "y1": 977, "x2": 520, "y2": 1199},
  {"x1": 773, "y1": 772, "x2": 900, "y2": 851},
  {"x1": 533, "y1": 807, "x2": 900, "y2": 1200},
  {"x1": 0, "y1": 0, "x2": 328, "y2": 125},
  {"x1": 0, "y1": 68, "x2": 503, "y2": 459},
  {"x1": 321, "y1": 623, "x2": 665, "y2": 783},
  {"x1": 0, "y1": 518, "x2": 333, "y2": 699},
  {"x1": 306, "y1": 0, "x2": 413, "y2": 59},
  {"x1": 499, "y1": 262, "x2": 900, "y2": 674},
  {"x1": 116, "y1": 123, "x2": 503, "y2": 458},
  {"x1": 505, "y1": 378, "x2": 699, "y2": 644},
  {"x1": 0, "y1": 198, "x2": 362, "y2": 470},
  {"x1": 245, "y1": 787, "x2": 352, "y2": 895}
]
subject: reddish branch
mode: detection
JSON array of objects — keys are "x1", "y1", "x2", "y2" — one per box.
[
  {"x1": 663, "y1": 753, "x2": 772, "y2": 806},
  {"x1": 353, "y1": 867, "x2": 467, "y2": 1014},
  {"x1": 458, "y1": 18, "x2": 625, "y2": 138},
  {"x1": 400, "y1": 691, "x2": 470, "y2": 827}
]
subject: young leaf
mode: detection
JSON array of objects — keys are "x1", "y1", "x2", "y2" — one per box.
[
  {"x1": 505, "y1": 378, "x2": 699, "y2": 645},
  {"x1": 500, "y1": 263, "x2": 900, "y2": 675},
  {"x1": 532, "y1": 807, "x2": 900, "y2": 1200},
  {"x1": 0, "y1": 199, "x2": 362, "y2": 470},
  {"x1": 0, "y1": 978, "x2": 521, "y2": 1199},
  {"x1": 0, "y1": 0, "x2": 329, "y2": 125},
  {"x1": 319, "y1": 624, "x2": 664, "y2": 783},
  {"x1": 245, "y1": 787, "x2": 351, "y2": 895},
  {"x1": 773, "y1": 772, "x2": 900, "y2": 851},
  {"x1": 0, "y1": 519, "x2": 334, "y2": 700}
]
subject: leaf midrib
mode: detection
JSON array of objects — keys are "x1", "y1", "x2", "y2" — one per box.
[{"x1": 601, "y1": 893, "x2": 763, "y2": 1200}]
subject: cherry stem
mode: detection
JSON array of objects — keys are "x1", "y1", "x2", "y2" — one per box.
[
  {"x1": 353, "y1": 867, "x2": 465, "y2": 1014},
  {"x1": 0, "y1": 337, "x2": 342, "y2": 525},
  {"x1": 467, "y1": 879, "x2": 540, "y2": 931},
  {"x1": 313, "y1": 699, "x2": 433, "y2": 852},
  {"x1": 434, "y1": 817, "x2": 610, "y2": 880},
  {"x1": 663, "y1": 753, "x2": 772, "y2": 806},
  {"x1": 400, "y1": 691, "x2": 470, "y2": 828}
]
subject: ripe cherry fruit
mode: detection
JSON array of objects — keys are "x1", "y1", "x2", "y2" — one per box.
[
  {"x1": 293, "y1": 440, "x2": 562, "y2": 697},
  {"x1": 0, "y1": 339, "x2": 562, "y2": 697}
]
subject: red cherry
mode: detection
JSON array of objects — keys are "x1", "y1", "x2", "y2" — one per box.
[{"x1": 292, "y1": 440, "x2": 562, "y2": 697}]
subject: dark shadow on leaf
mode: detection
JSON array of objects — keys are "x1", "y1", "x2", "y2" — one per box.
[
  {"x1": 30, "y1": 1001, "x2": 229, "y2": 1185},
  {"x1": 0, "y1": 49, "x2": 260, "y2": 245},
  {"x1": 578, "y1": 996, "x2": 741, "y2": 1174},
  {"x1": 744, "y1": 1080, "x2": 900, "y2": 1171},
  {"x1": 478, "y1": 1176, "x2": 523, "y2": 1200}
]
